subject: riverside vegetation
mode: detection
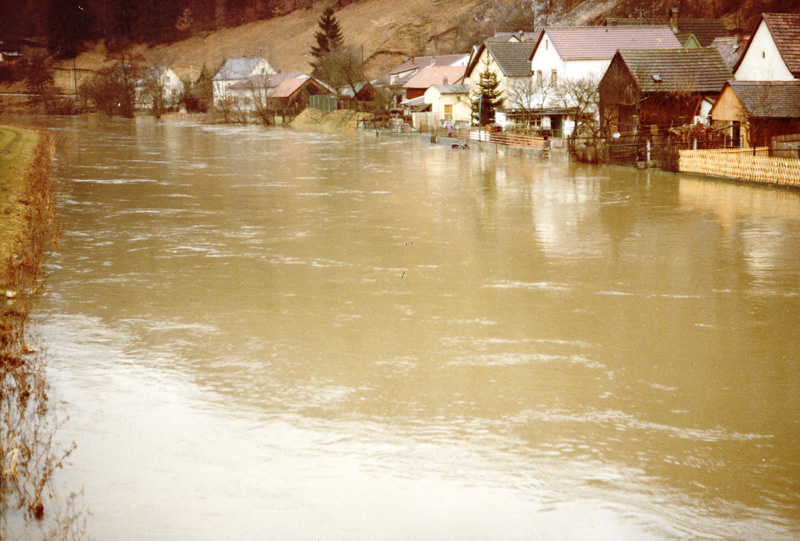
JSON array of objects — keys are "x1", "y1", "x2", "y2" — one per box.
[{"x1": 0, "y1": 124, "x2": 85, "y2": 538}]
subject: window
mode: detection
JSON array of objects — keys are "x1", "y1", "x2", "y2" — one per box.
[
  {"x1": 444, "y1": 104, "x2": 453, "y2": 120},
  {"x1": 545, "y1": 39, "x2": 549, "y2": 50},
  {"x1": 536, "y1": 70, "x2": 542, "y2": 85},
  {"x1": 551, "y1": 70, "x2": 557, "y2": 85}
]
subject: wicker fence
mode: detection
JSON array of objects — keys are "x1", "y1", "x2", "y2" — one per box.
[{"x1": 679, "y1": 147, "x2": 800, "y2": 188}]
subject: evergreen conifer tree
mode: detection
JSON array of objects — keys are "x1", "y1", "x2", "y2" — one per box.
[
  {"x1": 310, "y1": 7, "x2": 344, "y2": 61},
  {"x1": 471, "y1": 60, "x2": 504, "y2": 126}
]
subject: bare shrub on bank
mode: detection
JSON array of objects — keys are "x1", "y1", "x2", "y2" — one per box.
[{"x1": 0, "y1": 129, "x2": 82, "y2": 538}]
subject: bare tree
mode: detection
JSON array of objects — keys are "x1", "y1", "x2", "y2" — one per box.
[
  {"x1": 244, "y1": 74, "x2": 277, "y2": 125},
  {"x1": 314, "y1": 46, "x2": 365, "y2": 98},
  {"x1": 138, "y1": 56, "x2": 179, "y2": 119},
  {"x1": 80, "y1": 53, "x2": 145, "y2": 117},
  {"x1": 214, "y1": 93, "x2": 246, "y2": 123},
  {"x1": 506, "y1": 76, "x2": 554, "y2": 131},
  {"x1": 555, "y1": 74, "x2": 601, "y2": 138}
]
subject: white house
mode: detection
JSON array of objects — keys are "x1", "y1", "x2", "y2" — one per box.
[
  {"x1": 528, "y1": 26, "x2": 682, "y2": 136},
  {"x1": 135, "y1": 67, "x2": 184, "y2": 109},
  {"x1": 212, "y1": 57, "x2": 275, "y2": 108},
  {"x1": 734, "y1": 13, "x2": 800, "y2": 81}
]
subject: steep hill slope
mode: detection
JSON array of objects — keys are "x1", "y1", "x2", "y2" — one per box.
[
  {"x1": 39, "y1": 0, "x2": 798, "y2": 93},
  {"x1": 56, "y1": 0, "x2": 620, "y2": 88}
]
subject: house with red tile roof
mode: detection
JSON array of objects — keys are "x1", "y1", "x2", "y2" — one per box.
[
  {"x1": 403, "y1": 65, "x2": 467, "y2": 99},
  {"x1": 376, "y1": 54, "x2": 469, "y2": 106},
  {"x1": 723, "y1": 13, "x2": 800, "y2": 147},
  {"x1": 734, "y1": 13, "x2": 800, "y2": 81}
]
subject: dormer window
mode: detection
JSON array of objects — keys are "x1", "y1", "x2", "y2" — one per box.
[{"x1": 652, "y1": 74, "x2": 662, "y2": 83}]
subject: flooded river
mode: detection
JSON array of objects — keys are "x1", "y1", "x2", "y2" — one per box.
[{"x1": 34, "y1": 116, "x2": 800, "y2": 539}]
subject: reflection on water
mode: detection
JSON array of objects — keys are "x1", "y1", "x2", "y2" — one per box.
[{"x1": 35, "y1": 116, "x2": 800, "y2": 539}]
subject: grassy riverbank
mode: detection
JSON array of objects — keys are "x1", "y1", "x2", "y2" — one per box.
[
  {"x1": 0, "y1": 124, "x2": 74, "y2": 535},
  {"x1": 291, "y1": 108, "x2": 374, "y2": 132}
]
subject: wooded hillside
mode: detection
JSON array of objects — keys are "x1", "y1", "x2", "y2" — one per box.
[{"x1": 1, "y1": 0, "x2": 797, "y2": 90}]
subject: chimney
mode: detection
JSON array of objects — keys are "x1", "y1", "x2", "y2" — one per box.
[{"x1": 669, "y1": 7, "x2": 679, "y2": 33}]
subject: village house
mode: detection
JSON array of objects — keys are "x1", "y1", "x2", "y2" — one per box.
[
  {"x1": 135, "y1": 67, "x2": 185, "y2": 110},
  {"x1": 423, "y1": 83, "x2": 471, "y2": 127},
  {"x1": 711, "y1": 36, "x2": 747, "y2": 71},
  {"x1": 212, "y1": 57, "x2": 275, "y2": 108},
  {"x1": 485, "y1": 31, "x2": 542, "y2": 43},
  {"x1": 227, "y1": 72, "x2": 329, "y2": 113},
  {"x1": 0, "y1": 47, "x2": 22, "y2": 64},
  {"x1": 462, "y1": 40, "x2": 535, "y2": 125},
  {"x1": 710, "y1": 81, "x2": 800, "y2": 147},
  {"x1": 718, "y1": 13, "x2": 800, "y2": 147},
  {"x1": 377, "y1": 54, "x2": 469, "y2": 106},
  {"x1": 403, "y1": 64, "x2": 467, "y2": 100},
  {"x1": 339, "y1": 82, "x2": 378, "y2": 102},
  {"x1": 605, "y1": 7, "x2": 730, "y2": 47},
  {"x1": 598, "y1": 47, "x2": 732, "y2": 135},
  {"x1": 527, "y1": 25, "x2": 682, "y2": 137},
  {"x1": 733, "y1": 12, "x2": 800, "y2": 81}
]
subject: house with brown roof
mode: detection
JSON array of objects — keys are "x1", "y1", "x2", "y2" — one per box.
[
  {"x1": 464, "y1": 40, "x2": 535, "y2": 88},
  {"x1": 228, "y1": 73, "x2": 329, "y2": 114},
  {"x1": 598, "y1": 47, "x2": 732, "y2": 135},
  {"x1": 734, "y1": 13, "x2": 800, "y2": 81},
  {"x1": 527, "y1": 25, "x2": 682, "y2": 136},
  {"x1": 462, "y1": 40, "x2": 536, "y2": 126},
  {"x1": 710, "y1": 81, "x2": 800, "y2": 147},
  {"x1": 711, "y1": 36, "x2": 747, "y2": 71}
]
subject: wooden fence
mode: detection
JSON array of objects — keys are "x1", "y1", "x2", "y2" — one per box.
[
  {"x1": 457, "y1": 129, "x2": 557, "y2": 149},
  {"x1": 679, "y1": 147, "x2": 800, "y2": 188}
]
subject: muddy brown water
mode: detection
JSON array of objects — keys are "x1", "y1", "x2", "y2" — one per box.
[{"x1": 32, "y1": 116, "x2": 800, "y2": 539}]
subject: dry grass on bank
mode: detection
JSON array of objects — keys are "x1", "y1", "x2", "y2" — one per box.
[
  {"x1": 291, "y1": 108, "x2": 372, "y2": 131},
  {"x1": 0, "y1": 124, "x2": 78, "y2": 535}
]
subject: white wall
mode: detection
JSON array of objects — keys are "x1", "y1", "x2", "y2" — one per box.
[
  {"x1": 735, "y1": 19, "x2": 795, "y2": 81},
  {"x1": 213, "y1": 59, "x2": 275, "y2": 108},
  {"x1": 529, "y1": 31, "x2": 609, "y2": 108},
  {"x1": 530, "y1": 32, "x2": 566, "y2": 87}
]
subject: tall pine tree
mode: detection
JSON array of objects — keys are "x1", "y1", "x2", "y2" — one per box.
[
  {"x1": 310, "y1": 7, "x2": 343, "y2": 61},
  {"x1": 471, "y1": 59, "x2": 504, "y2": 126}
]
